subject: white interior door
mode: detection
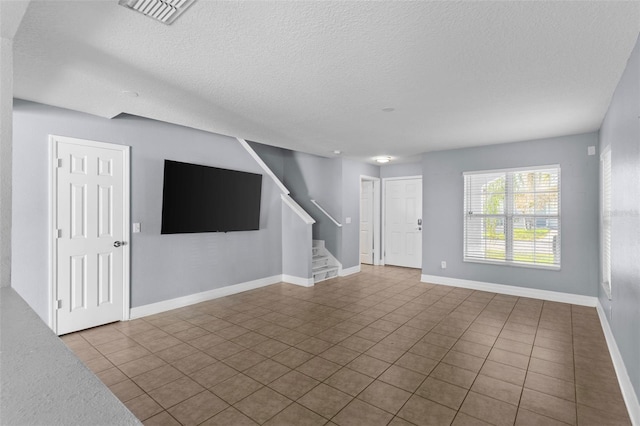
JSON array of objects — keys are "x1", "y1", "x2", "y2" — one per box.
[
  {"x1": 52, "y1": 136, "x2": 129, "y2": 335},
  {"x1": 360, "y1": 180, "x2": 374, "y2": 264},
  {"x1": 384, "y1": 178, "x2": 422, "y2": 268}
]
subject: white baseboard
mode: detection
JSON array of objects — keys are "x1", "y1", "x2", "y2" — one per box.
[
  {"x1": 420, "y1": 274, "x2": 598, "y2": 307},
  {"x1": 130, "y1": 275, "x2": 282, "y2": 319},
  {"x1": 340, "y1": 265, "x2": 361, "y2": 277},
  {"x1": 282, "y1": 274, "x2": 314, "y2": 287},
  {"x1": 596, "y1": 301, "x2": 640, "y2": 425}
]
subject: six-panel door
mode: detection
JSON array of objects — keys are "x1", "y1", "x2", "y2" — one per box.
[{"x1": 55, "y1": 139, "x2": 126, "y2": 335}]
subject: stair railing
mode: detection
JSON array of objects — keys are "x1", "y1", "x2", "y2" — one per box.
[
  {"x1": 282, "y1": 194, "x2": 315, "y2": 224},
  {"x1": 310, "y1": 199, "x2": 342, "y2": 227}
]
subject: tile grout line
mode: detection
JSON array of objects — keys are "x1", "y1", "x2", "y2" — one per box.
[
  {"x1": 79, "y1": 287, "x2": 489, "y2": 425},
  {"x1": 279, "y1": 278, "x2": 453, "y2": 425},
  {"x1": 206, "y1": 275, "x2": 425, "y2": 424},
  {"x1": 323, "y1": 282, "x2": 455, "y2": 425},
  {"x1": 448, "y1": 291, "x2": 521, "y2": 425},
  {"x1": 79, "y1": 320, "x2": 185, "y2": 424},
  {"x1": 516, "y1": 298, "x2": 544, "y2": 424},
  {"x1": 64, "y1": 268, "x2": 628, "y2": 425},
  {"x1": 356, "y1": 285, "x2": 496, "y2": 425},
  {"x1": 254, "y1": 278, "x2": 452, "y2": 425}
]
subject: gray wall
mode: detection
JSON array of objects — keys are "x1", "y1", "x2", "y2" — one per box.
[
  {"x1": 250, "y1": 143, "x2": 384, "y2": 270},
  {"x1": 1, "y1": 38, "x2": 12, "y2": 289},
  {"x1": 422, "y1": 132, "x2": 599, "y2": 297},
  {"x1": 282, "y1": 203, "x2": 312, "y2": 280},
  {"x1": 248, "y1": 141, "x2": 286, "y2": 182},
  {"x1": 599, "y1": 34, "x2": 640, "y2": 401},
  {"x1": 380, "y1": 161, "x2": 423, "y2": 179},
  {"x1": 252, "y1": 143, "x2": 386, "y2": 269},
  {"x1": 341, "y1": 159, "x2": 380, "y2": 269},
  {"x1": 12, "y1": 100, "x2": 283, "y2": 320},
  {"x1": 282, "y1": 150, "x2": 343, "y2": 259}
]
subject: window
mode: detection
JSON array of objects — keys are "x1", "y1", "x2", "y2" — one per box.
[
  {"x1": 601, "y1": 147, "x2": 612, "y2": 298},
  {"x1": 464, "y1": 165, "x2": 560, "y2": 269}
]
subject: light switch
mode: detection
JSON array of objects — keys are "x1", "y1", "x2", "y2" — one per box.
[
  {"x1": 132, "y1": 223, "x2": 141, "y2": 233},
  {"x1": 588, "y1": 146, "x2": 596, "y2": 156},
  {"x1": 345, "y1": 217, "x2": 352, "y2": 224}
]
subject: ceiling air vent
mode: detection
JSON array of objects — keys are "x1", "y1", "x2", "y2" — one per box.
[{"x1": 118, "y1": 0, "x2": 196, "y2": 25}]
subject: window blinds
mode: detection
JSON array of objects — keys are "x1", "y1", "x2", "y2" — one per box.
[
  {"x1": 601, "y1": 148, "x2": 612, "y2": 297},
  {"x1": 463, "y1": 166, "x2": 560, "y2": 269}
]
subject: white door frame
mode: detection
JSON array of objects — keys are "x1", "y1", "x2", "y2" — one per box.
[
  {"x1": 360, "y1": 175, "x2": 381, "y2": 266},
  {"x1": 382, "y1": 175, "x2": 422, "y2": 267},
  {"x1": 49, "y1": 135, "x2": 131, "y2": 333}
]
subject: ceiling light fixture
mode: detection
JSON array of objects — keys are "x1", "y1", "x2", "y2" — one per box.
[
  {"x1": 118, "y1": 0, "x2": 196, "y2": 25},
  {"x1": 375, "y1": 156, "x2": 392, "y2": 164},
  {"x1": 333, "y1": 150, "x2": 342, "y2": 155}
]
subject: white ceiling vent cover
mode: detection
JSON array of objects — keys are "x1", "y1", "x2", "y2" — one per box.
[{"x1": 118, "y1": 0, "x2": 195, "y2": 25}]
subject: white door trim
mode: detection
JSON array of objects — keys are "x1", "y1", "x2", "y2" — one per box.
[
  {"x1": 49, "y1": 135, "x2": 131, "y2": 333},
  {"x1": 382, "y1": 176, "x2": 423, "y2": 267},
  {"x1": 360, "y1": 175, "x2": 381, "y2": 266}
]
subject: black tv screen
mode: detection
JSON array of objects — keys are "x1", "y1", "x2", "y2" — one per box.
[{"x1": 161, "y1": 160, "x2": 262, "y2": 234}]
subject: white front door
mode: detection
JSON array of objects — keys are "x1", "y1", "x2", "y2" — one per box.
[
  {"x1": 384, "y1": 178, "x2": 422, "y2": 268},
  {"x1": 52, "y1": 135, "x2": 130, "y2": 335},
  {"x1": 360, "y1": 180, "x2": 374, "y2": 264}
]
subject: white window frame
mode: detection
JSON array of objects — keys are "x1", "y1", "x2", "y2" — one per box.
[
  {"x1": 600, "y1": 146, "x2": 612, "y2": 299},
  {"x1": 463, "y1": 165, "x2": 561, "y2": 270}
]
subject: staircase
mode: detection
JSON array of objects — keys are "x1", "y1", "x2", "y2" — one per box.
[{"x1": 312, "y1": 240, "x2": 340, "y2": 283}]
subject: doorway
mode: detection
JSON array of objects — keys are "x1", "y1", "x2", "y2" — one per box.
[
  {"x1": 50, "y1": 135, "x2": 130, "y2": 335},
  {"x1": 359, "y1": 176, "x2": 380, "y2": 266},
  {"x1": 383, "y1": 177, "x2": 422, "y2": 268}
]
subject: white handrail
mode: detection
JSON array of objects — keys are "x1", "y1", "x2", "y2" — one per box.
[
  {"x1": 237, "y1": 137, "x2": 290, "y2": 195},
  {"x1": 281, "y1": 194, "x2": 315, "y2": 225},
  {"x1": 310, "y1": 199, "x2": 342, "y2": 227}
]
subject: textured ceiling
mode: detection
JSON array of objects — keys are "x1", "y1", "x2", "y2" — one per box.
[
  {"x1": 11, "y1": 1, "x2": 640, "y2": 163},
  {"x1": 0, "y1": 1, "x2": 29, "y2": 40}
]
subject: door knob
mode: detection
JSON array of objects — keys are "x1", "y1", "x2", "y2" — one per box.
[{"x1": 113, "y1": 241, "x2": 125, "y2": 247}]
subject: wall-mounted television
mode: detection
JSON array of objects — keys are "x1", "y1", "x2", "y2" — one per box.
[{"x1": 161, "y1": 160, "x2": 262, "y2": 234}]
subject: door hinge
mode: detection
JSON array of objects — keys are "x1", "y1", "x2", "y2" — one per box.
[
  {"x1": 56, "y1": 299, "x2": 62, "y2": 310},
  {"x1": 55, "y1": 229, "x2": 62, "y2": 238},
  {"x1": 55, "y1": 158, "x2": 63, "y2": 168}
]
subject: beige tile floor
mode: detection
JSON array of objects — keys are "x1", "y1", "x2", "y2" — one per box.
[{"x1": 63, "y1": 265, "x2": 632, "y2": 426}]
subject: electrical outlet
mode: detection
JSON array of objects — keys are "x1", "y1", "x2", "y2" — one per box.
[
  {"x1": 441, "y1": 261, "x2": 447, "y2": 269},
  {"x1": 588, "y1": 146, "x2": 596, "y2": 156}
]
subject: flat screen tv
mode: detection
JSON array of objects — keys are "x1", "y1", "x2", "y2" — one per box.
[{"x1": 161, "y1": 160, "x2": 262, "y2": 234}]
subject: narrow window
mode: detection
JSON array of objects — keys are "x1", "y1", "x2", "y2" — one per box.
[{"x1": 601, "y1": 147, "x2": 612, "y2": 298}]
